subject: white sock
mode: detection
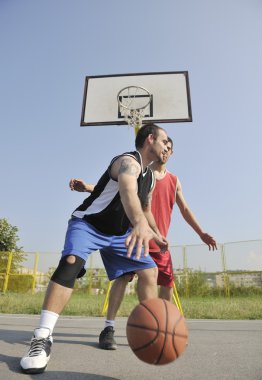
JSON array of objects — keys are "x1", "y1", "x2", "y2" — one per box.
[
  {"x1": 39, "y1": 310, "x2": 59, "y2": 334},
  {"x1": 105, "y1": 319, "x2": 115, "y2": 328}
]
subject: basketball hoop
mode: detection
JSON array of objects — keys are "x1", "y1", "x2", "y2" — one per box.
[{"x1": 117, "y1": 85, "x2": 152, "y2": 133}]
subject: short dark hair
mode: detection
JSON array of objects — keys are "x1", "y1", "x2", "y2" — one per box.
[
  {"x1": 135, "y1": 124, "x2": 164, "y2": 149},
  {"x1": 167, "y1": 136, "x2": 173, "y2": 150}
]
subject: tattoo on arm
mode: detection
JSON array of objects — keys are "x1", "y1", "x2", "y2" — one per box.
[{"x1": 119, "y1": 158, "x2": 140, "y2": 177}]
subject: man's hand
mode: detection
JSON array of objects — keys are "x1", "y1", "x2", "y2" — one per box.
[
  {"x1": 125, "y1": 221, "x2": 154, "y2": 260},
  {"x1": 153, "y1": 233, "x2": 169, "y2": 252},
  {"x1": 200, "y1": 232, "x2": 217, "y2": 250},
  {"x1": 69, "y1": 179, "x2": 94, "y2": 193},
  {"x1": 125, "y1": 223, "x2": 169, "y2": 259}
]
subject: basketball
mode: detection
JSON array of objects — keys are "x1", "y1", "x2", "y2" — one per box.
[{"x1": 126, "y1": 298, "x2": 188, "y2": 365}]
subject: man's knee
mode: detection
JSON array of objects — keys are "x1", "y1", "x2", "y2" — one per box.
[
  {"x1": 137, "y1": 267, "x2": 158, "y2": 282},
  {"x1": 51, "y1": 255, "x2": 85, "y2": 288}
]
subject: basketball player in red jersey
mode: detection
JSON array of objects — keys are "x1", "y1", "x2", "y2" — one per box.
[{"x1": 144, "y1": 136, "x2": 217, "y2": 300}]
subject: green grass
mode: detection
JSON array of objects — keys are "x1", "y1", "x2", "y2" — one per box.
[
  {"x1": 0, "y1": 292, "x2": 261, "y2": 319},
  {"x1": 181, "y1": 296, "x2": 262, "y2": 319}
]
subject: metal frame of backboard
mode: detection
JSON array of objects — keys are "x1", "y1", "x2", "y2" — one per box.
[{"x1": 80, "y1": 71, "x2": 192, "y2": 126}]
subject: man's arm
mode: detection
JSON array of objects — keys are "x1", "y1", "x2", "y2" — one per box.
[
  {"x1": 111, "y1": 156, "x2": 166, "y2": 259},
  {"x1": 143, "y1": 190, "x2": 169, "y2": 251},
  {"x1": 176, "y1": 178, "x2": 217, "y2": 250}
]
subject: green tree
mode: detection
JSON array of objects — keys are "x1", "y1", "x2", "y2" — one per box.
[{"x1": 0, "y1": 218, "x2": 26, "y2": 273}]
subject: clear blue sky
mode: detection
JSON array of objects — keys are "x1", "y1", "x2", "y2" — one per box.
[{"x1": 1, "y1": 0, "x2": 261, "y2": 261}]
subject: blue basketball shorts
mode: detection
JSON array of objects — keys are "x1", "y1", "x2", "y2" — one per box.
[{"x1": 61, "y1": 217, "x2": 156, "y2": 280}]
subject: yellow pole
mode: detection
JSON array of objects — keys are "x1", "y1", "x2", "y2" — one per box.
[
  {"x1": 101, "y1": 281, "x2": 112, "y2": 316},
  {"x1": 3, "y1": 252, "x2": 13, "y2": 293},
  {"x1": 172, "y1": 281, "x2": 184, "y2": 316},
  {"x1": 31, "y1": 252, "x2": 39, "y2": 294}
]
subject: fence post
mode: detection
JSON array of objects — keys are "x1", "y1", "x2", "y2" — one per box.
[
  {"x1": 183, "y1": 246, "x2": 189, "y2": 297},
  {"x1": 221, "y1": 244, "x2": 230, "y2": 297},
  {"x1": 3, "y1": 252, "x2": 13, "y2": 293},
  {"x1": 31, "y1": 252, "x2": 39, "y2": 294}
]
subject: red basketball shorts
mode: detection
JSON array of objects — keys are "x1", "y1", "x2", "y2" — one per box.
[{"x1": 150, "y1": 250, "x2": 174, "y2": 287}]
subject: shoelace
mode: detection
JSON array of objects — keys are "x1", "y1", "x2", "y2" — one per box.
[{"x1": 28, "y1": 337, "x2": 49, "y2": 357}]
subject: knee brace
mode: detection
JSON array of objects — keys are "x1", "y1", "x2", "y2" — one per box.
[{"x1": 51, "y1": 255, "x2": 85, "y2": 288}]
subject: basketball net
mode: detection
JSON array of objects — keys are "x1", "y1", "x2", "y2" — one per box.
[{"x1": 117, "y1": 86, "x2": 152, "y2": 135}]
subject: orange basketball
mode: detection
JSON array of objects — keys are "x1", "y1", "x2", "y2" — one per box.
[{"x1": 126, "y1": 298, "x2": 188, "y2": 365}]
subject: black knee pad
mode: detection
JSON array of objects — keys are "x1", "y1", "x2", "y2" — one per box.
[
  {"x1": 77, "y1": 267, "x2": 86, "y2": 278},
  {"x1": 51, "y1": 255, "x2": 85, "y2": 288}
]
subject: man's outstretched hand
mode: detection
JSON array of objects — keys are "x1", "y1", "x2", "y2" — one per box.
[
  {"x1": 69, "y1": 179, "x2": 94, "y2": 193},
  {"x1": 200, "y1": 232, "x2": 217, "y2": 250}
]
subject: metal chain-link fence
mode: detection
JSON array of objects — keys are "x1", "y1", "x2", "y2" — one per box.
[{"x1": 1, "y1": 240, "x2": 262, "y2": 296}]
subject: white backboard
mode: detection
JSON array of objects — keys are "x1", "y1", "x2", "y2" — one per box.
[{"x1": 81, "y1": 71, "x2": 192, "y2": 126}]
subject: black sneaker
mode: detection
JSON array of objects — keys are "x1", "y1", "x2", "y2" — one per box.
[
  {"x1": 99, "y1": 326, "x2": 117, "y2": 350},
  {"x1": 20, "y1": 328, "x2": 53, "y2": 374}
]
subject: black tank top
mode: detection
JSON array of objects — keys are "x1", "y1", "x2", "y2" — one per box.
[{"x1": 72, "y1": 151, "x2": 154, "y2": 235}]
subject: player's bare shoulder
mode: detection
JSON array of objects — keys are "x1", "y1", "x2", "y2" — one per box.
[{"x1": 111, "y1": 155, "x2": 141, "y2": 180}]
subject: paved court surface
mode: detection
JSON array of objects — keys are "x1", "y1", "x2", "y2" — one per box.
[{"x1": 0, "y1": 314, "x2": 262, "y2": 380}]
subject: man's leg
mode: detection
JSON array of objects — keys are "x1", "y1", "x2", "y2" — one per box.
[
  {"x1": 136, "y1": 267, "x2": 158, "y2": 302},
  {"x1": 99, "y1": 275, "x2": 131, "y2": 350},
  {"x1": 106, "y1": 276, "x2": 130, "y2": 320},
  {"x1": 41, "y1": 254, "x2": 84, "y2": 315},
  {"x1": 150, "y1": 251, "x2": 174, "y2": 302},
  {"x1": 42, "y1": 281, "x2": 73, "y2": 313},
  {"x1": 159, "y1": 285, "x2": 173, "y2": 302},
  {"x1": 20, "y1": 217, "x2": 112, "y2": 373},
  {"x1": 20, "y1": 255, "x2": 84, "y2": 374},
  {"x1": 99, "y1": 267, "x2": 158, "y2": 350}
]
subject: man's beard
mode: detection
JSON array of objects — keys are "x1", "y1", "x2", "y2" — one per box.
[{"x1": 158, "y1": 156, "x2": 167, "y2": 165}]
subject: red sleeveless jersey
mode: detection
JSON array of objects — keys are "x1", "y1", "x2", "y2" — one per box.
[{"x1": 149, "y1": 171, "x2": 177, "y2": 252}]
